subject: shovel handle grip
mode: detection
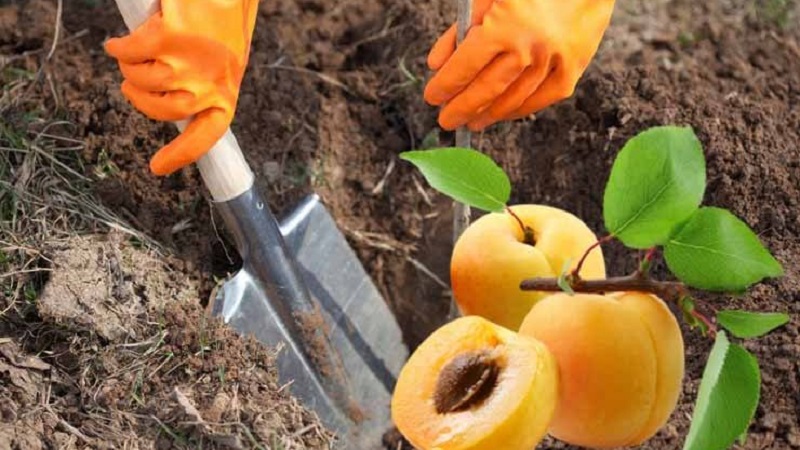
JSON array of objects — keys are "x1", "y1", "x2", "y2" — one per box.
[{"x1": 113, "y1": 0, "x2": 254, "y2": 202}]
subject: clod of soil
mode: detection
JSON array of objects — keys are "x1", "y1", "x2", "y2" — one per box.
[{"x1": 36, "y1": 233, "x2": 194, "y2": 341}]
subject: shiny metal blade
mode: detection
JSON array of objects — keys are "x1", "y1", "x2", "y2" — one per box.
[{"x1": 210, "y1": 190, "x2": 408, "y2": 449}]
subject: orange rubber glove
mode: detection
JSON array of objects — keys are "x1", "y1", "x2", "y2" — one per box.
[
  {"x1": 104, "y1": 0, "x2": 259, "y2": 176},
  {"x1": 425, "y1": 0, "x2": 615, "y2": 131}
]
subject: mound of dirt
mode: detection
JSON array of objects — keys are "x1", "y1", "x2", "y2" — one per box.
[{"x1": 1, "y1": 232, "x2": 333, "y2": 449}]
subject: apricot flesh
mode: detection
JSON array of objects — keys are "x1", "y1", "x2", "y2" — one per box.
[
  {"x1": 391, "y1": 316, "x2": 558, "y2": 450},
  {"x1": 518, "y1": 292, "x2": 685, "y2": 448},
  {"x1": 450, "y1": 204, "x2": 606, "y2": 330}
]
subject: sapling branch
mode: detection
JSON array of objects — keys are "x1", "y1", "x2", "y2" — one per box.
[
  {"x1": 520, "y1": 274, "x2": 688, "y2": 302},
  {"x1": 521, "y1": 265, "x2": 720, "y2": 339},
  {"x1": 571, "y1": 235, "x2": 613, "y2": 277}
]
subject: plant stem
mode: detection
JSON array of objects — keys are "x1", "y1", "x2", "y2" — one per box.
[
  {"x1": 571, "y1": 235, "x2": 613, "y2": 277},
  {"x1": 451, "y1": 0, "x2": 473, "y2": 246},
  {"x1": 637, "y1": 247, "x2": 658, "y2": 277},
  {"x1": 505, "y1": 206, "x2": 535, "y2": 245},
  {"x1": 690, "y1": 308, "x2": 718, "y2": 338},
  {"x1": 453, "y1": 202, "x2": 470, "y2": 243},
  {"x1": 457, "y1": 0, "x2": 472, "y2": 43},
  {"x1": 520, "y1": 274, "x2": 688, "y2": 301},
  {"x1": 448, "y1": 0, "x2": 474, "y2": 322}
]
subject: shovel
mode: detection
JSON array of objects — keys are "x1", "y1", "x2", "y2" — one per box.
[{"x1": 112, "y1": 2, "x2": 409, "y2": 448}]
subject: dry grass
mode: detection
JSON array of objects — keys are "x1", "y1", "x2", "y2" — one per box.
[{"x1": 0, "y1": 20, "x2": 159, "y2": 319}]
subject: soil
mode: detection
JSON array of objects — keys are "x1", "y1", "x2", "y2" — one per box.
[
  {"x1": 1, "y1": 232, "x2": 333, "y2": 449},
  {"x1": 2, "y1": 0, "x2": 799, "y2": 449}
]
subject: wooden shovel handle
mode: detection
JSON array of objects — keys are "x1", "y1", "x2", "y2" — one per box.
[{"x1": 113, "y1": 0, "x2": 254, "y2": 202}]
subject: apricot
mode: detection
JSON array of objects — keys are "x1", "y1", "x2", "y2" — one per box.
[
  {"x1": 518, "y1": 291, "x2": 685, "y2": 448},
  {"x1": 450, "y1": 204, "x2": 606, "y2": 330},
  {"x1": 391, "y1": 316, "x2": 558, "y2": 450}
]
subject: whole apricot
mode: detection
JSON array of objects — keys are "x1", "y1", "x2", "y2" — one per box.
[
  {"x1": 519, "y1": 291, "x2": 685, "y2": 448},
  {"x1": 391, "y1": 316, "x2": 558, "y2": 450},
  {"x1": 451, "y1": 204, "x2": 606, "y2": 330}
]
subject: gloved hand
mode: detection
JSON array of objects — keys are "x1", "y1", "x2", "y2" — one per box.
[
  {"x1": 425, "y1": 0, "x2": 615, "y2": 131},
  {"x1": 104, "y1": 0, "x2": 259, "y2": 176}
]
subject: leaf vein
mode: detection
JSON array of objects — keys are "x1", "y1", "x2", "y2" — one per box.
[
  {"x1": 614, "y1": 178, "x2": 676, "y2": 235},
  {"x1": 668, "y1": 240, "x2": 775, "y2": 271},
  {"x1": 424, "y1": 167, "x2": 506, "y2": 206}
]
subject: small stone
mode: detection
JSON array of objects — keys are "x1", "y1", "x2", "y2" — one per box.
[
  {"x1": 262, "y1": 161, "x2": 282, "y2": 184},
  {"x1": 762, "y1": 412, "x2": 779, "y2": 430}
]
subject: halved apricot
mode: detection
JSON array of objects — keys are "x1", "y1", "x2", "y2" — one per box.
[{"x1": 391, "y1": 316, "x2": 558, "y2": 450}]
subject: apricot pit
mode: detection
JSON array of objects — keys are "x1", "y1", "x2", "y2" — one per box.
[{"x1": 433, "y1": 350, "x2": 499, "y2": 414}]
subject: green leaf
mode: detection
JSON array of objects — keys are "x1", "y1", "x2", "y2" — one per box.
[
  {"x1": 664, "y1": 207, "x2": 784, "y2": 291},
  {"x1": 717, "y1": 310, "x2": 790, "y2": 338},
  {"x1": 400, "y1": 148, "x2": 510, "y2": 212},
  {"x1": 603, "y1": 126, "x2": 706, "y2": 248},
  {"x1": 684, "y1": 331, "x2": 761, "y2": 450}
]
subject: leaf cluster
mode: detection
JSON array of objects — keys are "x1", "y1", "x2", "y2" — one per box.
[
  {"x1": 603, "y1": 126, "x2": 783, "y2": 292},
  {"x1": 399, "y1": 125, "x2": 790, "y2": 450}
]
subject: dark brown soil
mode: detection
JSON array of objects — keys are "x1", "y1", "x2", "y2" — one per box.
[{"x1": 2, "y1": 0, "x2": 799, "y2": 448}]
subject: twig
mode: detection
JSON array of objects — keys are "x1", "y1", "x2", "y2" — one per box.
[
  {"x1": 46, "y1": 406, "x2": 91, "y2": 443},
  {"x1": 264, "y1": 61, "x2": 351, "y2": 94},
  {"x1": 412, "y1": 174, "x2": 433, "y2": 206},
  {"x1": 520, "y1": 274, "x2": 688, "y2": 302},
  {"x1": 46, "y1": 0, "x2": 64, "y2": 61},
  {"x1": 371, "y1": 158, "x2": 396, "y2": 195},
  {"x1": 0, "y1": 29, "x2": 88, "y2": 71},
  {"x1": 290, "y1": 424, "x2": 317, "y2": 438},
  {"x1": 0, "y1": 268, "x2": 53, "y2": 279},
  {"x1": 571, "y1": 235, "x2": 613, "y2": 277},
  {"x1": 407, "y1": 256, "x2": 450, "y2": 290}
]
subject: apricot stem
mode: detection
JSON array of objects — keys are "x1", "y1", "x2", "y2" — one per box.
[
  {"x1": 571, "y1": 235, "x2": 613, "y2": 277},
  {"x1": 690, "y1": 308, "x2": 718, "y2": 338},
  {"x1": 433, "y1": 351, "x2": 500, "y2": 414},
  {"x1": 520, "y1": 274, "x2": 688, "y2": 302},
  {"x1": 505, "y1": 206, "x2": 535, "y2": 245}
]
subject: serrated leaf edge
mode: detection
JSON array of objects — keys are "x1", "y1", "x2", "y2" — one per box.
[{"x1": 683, "y1": 331, "x2": 762, "y2": 450}]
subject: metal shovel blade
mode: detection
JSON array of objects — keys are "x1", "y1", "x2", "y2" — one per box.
[{"x1": 209, "y1": 187, "x2": 409, "y2": 449}]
